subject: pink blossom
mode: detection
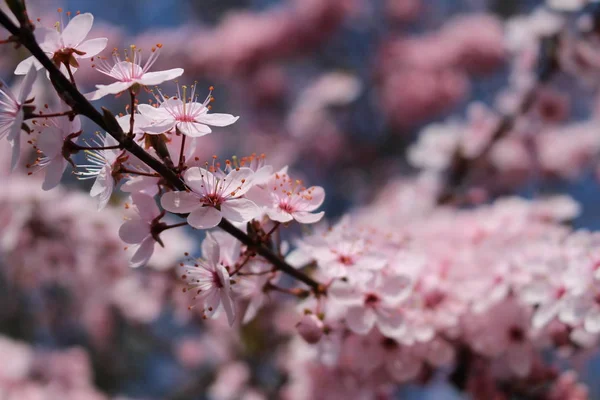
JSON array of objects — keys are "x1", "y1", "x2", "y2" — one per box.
[
  {"x1": 296, "y1": 314, "x2": 324, "y2": 344},
  {"x1": 138, "y1": 85, "x2": 239, "y2": 137},
  {"x1": 181, "y1": 234, "x2": 236, "y2": 325},
  {"x1": 76, "y1": 134, "x2": 125, "y2": 210},
  {"x1": 35, "y1": 114, "x2": 82, "y2": 191},
  {"x1": 118, "y1": 193, "x2": 161, "y2": 268},
  {"x1": 15, "y1": 13, "x2": 108, "y2": 75},
  {"x1": 161, "y1": 166, "x2": 259, "y2": 229},
  {"x1": 0, "y1": 66, "x2": 35, "y2": 170},
  {"x1": 89, "y1": 45, "x2": 183, "y2": 100},
  {"x1": 246, "y1": 168, "x2": 325, "y2": 224}
]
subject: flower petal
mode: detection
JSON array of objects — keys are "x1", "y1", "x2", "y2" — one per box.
[
  {"x1": 14, "y1": 56, "x2": 42, "y2": 75},
  {"x1": 119, "y1": 219, "x2": 150, "y2": 244},
  {"x1": 301, "y1": 186, "x2": 325, "y2": 211},
  {"x1": 220, "y1": 198, "x2": 261, "y2": 223},
  {"x1": 131, "y1": 192, "x2": 161, "y2": 222},
  {"x1": 220, "y1": 289, "x2": 236, "y2": 326},
  {"x1": 130, "y1": 237, "x2": 155, "y2": 268},
  {"x1": 36, "y1": 127, "x2": 63, "y2": 158},
  {"x1": 42, "y1": 159, "x2": 67, "y2": 191},
  {"x1": 196, "y1": 113, "x2": 239, "y2": 127},
  {"x1": 76, "y1": 37, "x2": 108, "y2": 58},
  {"x1": 223, "y1": 167, "x2": 254, "y2": 197},
  {"x1": 293, "y1": 211, "x2": 324, "y2": 224},
  {"x1": 18, "y1": 66, "x2": 37, "y2": 103},
  {"x1": 201, "y1": 233, "x2": 221, "y2": 265},
  {"x1": 346, "y1": 306, "x2": 376, "y2": 335},
  {"x1": 61, "y1": 13, "x2": 94, "y2": 48},
  {"x1": 161, "y1": 191, "x2": 200, "y2": 213},
  {"x1": 187, "y1": 207, "x2": 222, "y2": 229},
  {"x1": 139, "y1": 68, "x2": 184, "y2": 86},
  {"x1": 177, "y1": 121, "x2": 212, "y2": 137},
  {"x1": 90, "y1": 81, "x2": 133, "y2": 100}
]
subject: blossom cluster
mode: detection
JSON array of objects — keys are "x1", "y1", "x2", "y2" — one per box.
[{"x1": 3, "y1": 1, "x2": 600, "y2": 399}]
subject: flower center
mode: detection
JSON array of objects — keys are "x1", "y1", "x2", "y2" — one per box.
[
  {"x1": 279, "y1": 201, "x2": 294, "y2": 214},
  {"x1": 202, "y1": 193, "x2": 223, "y2": 207},
  {"x1": 365, "y1": 293, "x2": 380, "y2": 307}
]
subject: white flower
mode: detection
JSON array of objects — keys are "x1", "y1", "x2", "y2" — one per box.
[
  {"x1": 76, "y1": 134, "x2": 125, "y2": 210},
  {"x1": 138, "y1": 85, "x2": 239, "y2": 137},
  {"x1": 15, "y1": 13, "x2": 107, "y2": 75},
  {"x1": 118, "y1": 193, "x2": 162, "y2": 268},
  {"x1": 0, "y1": 66, "x2": 36, "y2": 169},
  {"x1": 89, "y1": 45, "x2": 184, "y2": 100},
  {"x1": 181, "y1": 234, "x2": 236, "y2": 325},
  {"x1": 246, "y1": 167, "x2": 325, "y2": 224},
  {"x1": 36, "y1": 114, "x2": 82, "y2": 190},
  {"x1": 161, "y1": 166, "x2": 260, "y2": 229}
]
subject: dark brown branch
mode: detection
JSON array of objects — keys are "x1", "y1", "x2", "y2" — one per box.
[
  {"x1": 436, "y1": 35, "x2": 560, "y2": 204},
  {"x1": 0, "y1": 6, "x2": 324, "y2": 295}
]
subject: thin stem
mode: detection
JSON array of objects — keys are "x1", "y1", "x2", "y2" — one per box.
[
  {"x1": 230, "y1": 253, "x2": 254, "y2": 276},
  {"x1": 120, "y1": 167, "x2": 160, "y2": 177},
  {"x1": 129, "y1": 89, "x2": 135, "y2": 137},
  {"x1": 436, "y1": 35, "x2": 559, "y2": 204},
  {"x1": 26, "y1": 110, "x2": 74, "y2": 119},
  {"x1": 0, "y1": 6, "x2": 325, "y2": 295},
  {"x1": 161, "y1": 222, "x2": 188, "y2": 231},
  {"x1": 65, "y1": 63, "x2": 76, "y2": 87},
  {"x1": 178, "y1": 133, "x2": 186, "y2": 171}
]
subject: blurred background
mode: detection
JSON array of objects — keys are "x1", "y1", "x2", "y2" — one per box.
[{"x1": 1, "y1": 0, "x2": 600, "y2": 399}]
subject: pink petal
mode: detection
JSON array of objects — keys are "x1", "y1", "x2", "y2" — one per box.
[
  {"x1": 187, "y1": 207, "x2": 222, "y2": 229},
  {"x1": 201, "y1": 233, "x2": 221, "y2": 265},
  {"x1": 301, "y1": 186, "x2": 325, "y2": 211},
  {"x1": 346, "y1": 306, "x2": 376, "y2": 335},
  {"x1": 130, "y1": 237, "x2": 155, "y2": 268},
  {"x1": 183, "y1": 167, "x2": 214, "y2": 194},
  {"x1": 177, "y1": 121, "x2": 212, "y2": 137},
  {"x1": 131, "y1": 192, "x2": 161, "y2": 222},
  {"x1": 266, "y1": 208, "x2": 294, "y2": 223},
  {"x1": 9, "y1": 133, "x2": 21, "y2": 171},
  {"x1": 220, "y1": 290, "x2": 236, "y2": 326},
  {"x1": 119, "y1": 219, "x2": 150, "y2": 244},
  {"x1": 375, "y1": 309, "x2": 405, "y2": 338},
  {"x1": 90, "y1": 81, "x2": 133, "y2": 100},
  {"x1": 139, "y1": 68, "x2": 184, "y2": 86},
  {"x1": 161, "y1": 191, "x2": 200, "y2": 213},
  {"x1": 18, "y1": 66, "x2": 37, "y2": 103},
  {"x1": 293, "y1": 211, "x2": 324, "y2": 224},
  {"x1": 76, "y1": 37, "x2": 108, "y2": 58},
  {"x1": 220, "y1": 198, "x2": 261, "y2": 223},
  {"x1": 14, "y1": 56, "x2": 42, "y2": 75},
  {"x1": 196, "y1": 113, "x2": 239, "y2": 127},
  {"x1": 90, "y1": 166, "x2": 113, "y2": 210},
  {"x1": 224, "y1": 167, "x2": 254, "y2": 197},
  {"x1": 61, "y1": 13, "x2": 94, "y2": 48},
  {"x1": 245, "y1": 186, "x2": 273, "y2": 208},
  {"x1": 36, "y1": 127, "x2": 63, "y2": 158},
  {"x1": 42, "y1": 159, "x2": 67, "y2": 191}
]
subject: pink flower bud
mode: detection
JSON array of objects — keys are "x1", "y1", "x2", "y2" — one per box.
[{"x1": 296, "y1": 314, "x2": 324, "y2": 344}]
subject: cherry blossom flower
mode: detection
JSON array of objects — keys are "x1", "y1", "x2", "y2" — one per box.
[
  {"x1": 0, "y1": 66, "x2": 36, "y2": 170},
  {"x1": 76, "y1": 134, "x2": 125, "y2": 210},
  {"x1": 15, "y1": 13, "x2": 108, "y2": 75},
  {"x1": 181, "y1": 234, "x2": 236, "y2": 325},
  {"x1": 89, "y1": 45, "x2": 184, "y2": 100},
  {"x1": 118, "y1": 193, "x2": 162, "y2": 268},
  {"x1": 161, "y1": 166, "x2": 260, "y2": 229},
  {"x1": 246, "y1": 168, "x2": 325, "y2": 224},
  {"x1": 138, "y1": 85, "x2": 239, "y2": 137},
  {"x1": 329, "y1": 276, "x2": 409, "y2": 337},
  {"x1": 35, "y1": 114, "x2": 82, "y2": 191}
]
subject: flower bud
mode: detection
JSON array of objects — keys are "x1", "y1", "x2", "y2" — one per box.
[{"x1": 296, "y1": 314, "x2": 324, "y2": 344}]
